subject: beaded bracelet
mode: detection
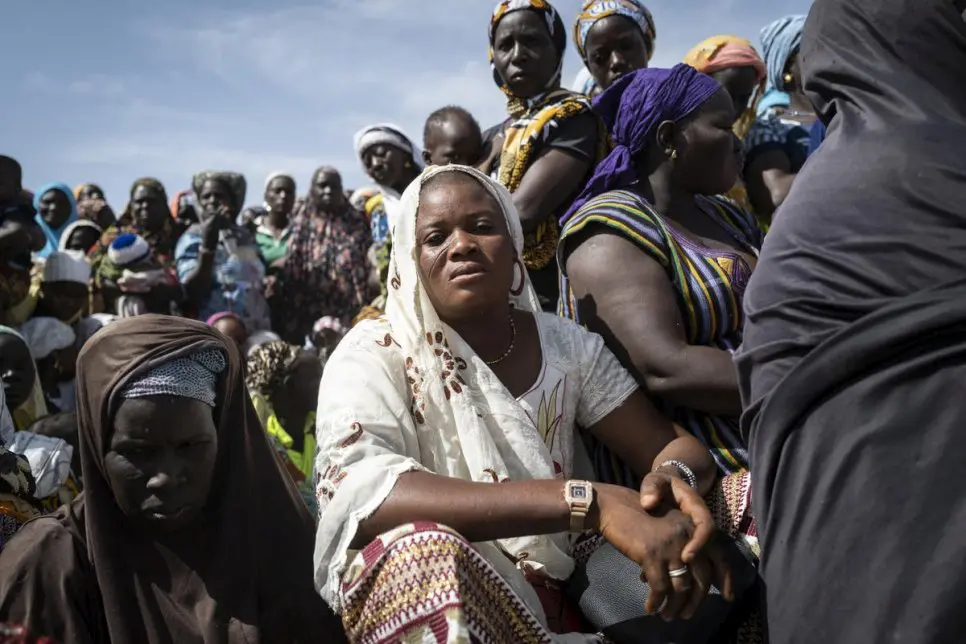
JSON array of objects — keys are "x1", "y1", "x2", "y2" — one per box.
[{"x1": 656, "y1": 460, "x2": 698, "y2": 489}]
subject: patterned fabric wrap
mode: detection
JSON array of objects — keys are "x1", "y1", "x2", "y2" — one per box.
[
  {"x1": 760, "y1": 15, "x2": 807, "y2": 91},
  {"x1": 572, "y1": 0, "x2": 656, "y2": 61},
  {"x1": 488, "y1": 0, "x2": 567, "y2": 118},
  {"x1": 120, "y1": 348, "x2": 227, "y2": 407},
  {"x1": 498, "y1": 89, "x2": 608, "y2": 270},
  {"x1": 340, "y1": 522, "x2": 564, "y2": 644},
  {"x1": 558, "y1": 190, "x2": 761, "y2": 475},
  {"x1": 245, "y1": 341, "x2": 300, "y2": 401}
]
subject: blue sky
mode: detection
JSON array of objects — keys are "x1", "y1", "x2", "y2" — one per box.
[{"x1": 6, "y1": 0, "x2": 809, "y2": 209}]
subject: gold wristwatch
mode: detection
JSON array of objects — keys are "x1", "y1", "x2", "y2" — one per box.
[{"x1": 563, "y1": 480, "x2": 594, "y2": 533}]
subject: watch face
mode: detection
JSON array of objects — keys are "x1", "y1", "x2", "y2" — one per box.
[{"x1": 571, "y1": 485, "x2": 588, "y2": 499}]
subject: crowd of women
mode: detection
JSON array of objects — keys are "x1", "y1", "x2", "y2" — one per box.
[{"x1": 0, "y1": 0, "x2": 960, "y2": 641}]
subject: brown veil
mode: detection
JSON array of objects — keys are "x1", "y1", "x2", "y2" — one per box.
[{"x1": 2, "y1": 315, "x2": 343, "y2": 642}]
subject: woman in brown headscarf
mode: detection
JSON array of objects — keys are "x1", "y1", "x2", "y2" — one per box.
[{"x1": 0, "y1": 315, "x2": 344, "y2": 643}]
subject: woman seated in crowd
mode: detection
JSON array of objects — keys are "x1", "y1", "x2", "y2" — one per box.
[
  {"x1": 558, "y1": 66, "x2": 760, "y2": 486},
  {"x1": 90, "y1": 178, "x2": 182, "y2": 317},
  {"x1": 684, "y1": 36, "x2": 767, "y2": 215},
  {"x1": 573, "y1": 0, "x2": 656, "y2": 95},
  {"x1": 488, "y1": 0, "x2": 606, "y2": 311},
  {"x1": 247, "y1": 341, "x2": 322, "y2": 509},
  {"x1": 176, "y1": 171, "x2": 270, "y2": 332},
  {"x1": 32, "y1": 184, "x2": 79, "y2": 261},
  {"x1": 743, "y1": 15, "x2": 813, "y2": 223},
  {"x1": 0, "y1": 316, "x2": 344, "y2": 643},
  {"x1": 314, "y1": 165, "x2": 739, "y2": 642}
]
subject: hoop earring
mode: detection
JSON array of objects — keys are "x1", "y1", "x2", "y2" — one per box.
[
  {"x1": 666, "y1": 148, "x2": 678, "y2": 161},
  {"x1": 510, "y1": 258, "x2": 526, "y2": 296}
]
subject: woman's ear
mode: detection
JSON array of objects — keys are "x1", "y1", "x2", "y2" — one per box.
[
  {"x1": 654, "y1": 120, "x2": 677, "y2": 153},
  {"x1": 422, "y1": 150, "x2": 434, "y2": 167}
]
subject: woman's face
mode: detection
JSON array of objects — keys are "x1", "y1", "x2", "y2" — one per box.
[
  {"x1": 40, "y1": 282, "x2": 89, "y2": 323},
  {"x1": 584, "y1": 16, "x2": 651, "y2": 91},
  {"x1": 265, "y1": 176, "x2": 296, "y2": 215},
  {"x1": 106, "y1": 396, "x2": 218, "y2": 530},
  {"x1": 131, "y1": 185, "x2": 169, "y2": 233},
  {"x1": 78, "y1": 185, "x2": 104, "y2": 202},
  {"x1": 212, "y1": 317, "x2": 248, "y2": 350},
  {"x1": 38, "y1": 189, "x2": 73, "y2": 230},
  {"x1": 672, "y1": 88, "x2": 743, "y2": 196},
  {"x1": 0, "y1": 334, "x2": 37, "y2": 410},
  {"x1": 199, "y1": 180, "x2": 234, "y2": 219},
  {"x1": 363, "y1": 145, "x2": 407, "y2": 189},
  {"x1": 492, "y1": 10, "x2": 560, "y2": 99},
  {"x1": 65, "y1": 227, "x2": 101, "y2": 253},
  {"x1": 712, "y1": 67, "x2": 760, "y2": 120},
  {"x1": 310, "y1": 170, "x2": 344, "y2": 211},
  {"x1": 416, "y1": 174, "x2": 515, "y2": 322}
]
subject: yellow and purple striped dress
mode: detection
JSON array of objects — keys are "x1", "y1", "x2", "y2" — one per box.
[{"x1": 558, "y1": 189, "x2": 762, "y2": 478}]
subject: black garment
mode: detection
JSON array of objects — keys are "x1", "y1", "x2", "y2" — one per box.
[{"x1": 736, "y1": 1, "x2": 966, "y2": 643}]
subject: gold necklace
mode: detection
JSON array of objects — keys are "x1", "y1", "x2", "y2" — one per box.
[{"x1": 484, "y1": 314, "x2": 516, "y2": 366}]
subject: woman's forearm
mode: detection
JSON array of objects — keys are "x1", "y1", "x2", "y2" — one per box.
[
  {"x1": 651, "y1": 434, "x2": 717, "y2": 497},
  {"x1": 640, "y1": 345, "x2": 742, "y2": 417},
  {"x1": 353, "y1": 472, "x2": 574, "y2": 548},
  {"x1": 182, "y1": 253, "x2": 216, "y2": 305}
]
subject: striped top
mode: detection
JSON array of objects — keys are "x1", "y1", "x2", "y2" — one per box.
[{"x1": 558, "y1": 189, "x2": 762, "y2": 477}]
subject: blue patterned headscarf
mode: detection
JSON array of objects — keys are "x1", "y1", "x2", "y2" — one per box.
[
  {"x1": 560, "y1": 65, "x2": 721, "y2": 226},
  {"x1": 32, "y1": 183, "x2": 79, "y2": 259},
  {"x1": 572, "y1": 0, "x2": 656, "y2": 62},
  {"x1": 760, "y1": 15, "x2": 807, "y2": 92},
  {"x1": 121, "y1": 348, "x2": 227, "y2": 407}
]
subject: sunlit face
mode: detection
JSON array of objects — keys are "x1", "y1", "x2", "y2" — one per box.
[
  {"x1": 38, "y1": 189, "x2": 73, "y2": 229},
  {"x1": 363, "y1": 144, "x2": 408, "y2": 189},
  {"x1": 265, "y1": 176, "x2": 296, "y2": 215},
  {"x1": 130, "y1": 184, "x2": 169, "y2": 233},
  {"x1": 672, "y1": 89, "x2": 743, "y2": 196},
  {"x1": 310, "y1": 169, "x2": 345, "y2": 211},
  {"x1": 584, "y1": 16, "x2": 652, "y2": 91},
  {"x1": 106, "y1": 396, "x2": 219, "y2": 531},
  {"x1": 415, "y1": 174, "x2": 515, "y2": 322},
  {"x1": 199, "y1": 180, "x2": 233, "y2": 219},
  {"x1": 491, "y1": 10, "x2": 560, "y2": 99}
]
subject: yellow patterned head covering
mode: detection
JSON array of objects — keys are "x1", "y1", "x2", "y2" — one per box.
[
  {"x1": 683, "y1": 35, "x2": 767, "y2": 140},
  {"x1": 488, "y1": 0, "x2": 567, "y2": 117},
  {"x1": 573, "y1": 0, "x2": 656, "y2": 62}
]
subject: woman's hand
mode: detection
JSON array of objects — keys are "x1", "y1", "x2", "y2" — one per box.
[
  {"x1": 596, "y1": 484, "x2": 715, "y2": 620},
  {"x1": 640, "y1": 470, "x2": 715, "y2": 554}
]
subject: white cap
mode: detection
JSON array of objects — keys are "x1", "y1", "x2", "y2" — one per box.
[{"x1": 43, "y1": 252, "x2": 91, "y2": 285}]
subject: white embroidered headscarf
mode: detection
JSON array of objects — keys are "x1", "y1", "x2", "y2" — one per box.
[{"x1": 385, "y1": 165, "x2": 574, "y2": 577}]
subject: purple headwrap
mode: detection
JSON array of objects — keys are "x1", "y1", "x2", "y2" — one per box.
[{"x1": 560, "y1": 64, "x2": 721, "y2": 225}]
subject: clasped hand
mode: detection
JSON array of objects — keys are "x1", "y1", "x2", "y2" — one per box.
[{"x1": 595, "y1": 473, "x2": 734, "y2": 621}]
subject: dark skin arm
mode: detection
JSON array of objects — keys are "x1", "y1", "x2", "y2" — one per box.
[
  {"x1": 512, "y1": 148, "x2": 592, "y2": 234},
  {"x1": 589, "y1": 391, "x2": 716, "y2": 497},
  {"x1": 565, "y1": 230, "x2": 743, "y2": 417},
  {"x1": 744, "y1": 149, "x2": 797, "y2": 219},
  {"x1": 181, "y1": 217, "x2": 224, "y2": 307}
]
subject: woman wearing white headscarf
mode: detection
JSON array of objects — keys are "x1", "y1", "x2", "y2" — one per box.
[{"x1": 314, "y1": 166, "x2": 733, "y2": 642}]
